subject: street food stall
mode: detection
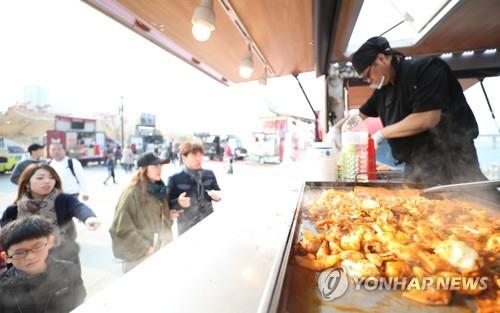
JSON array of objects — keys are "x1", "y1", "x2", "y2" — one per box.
[
  {"x1": 76, "y1": 0, "x2": 500, "y2": 312},
  {"x1": 46, "y1": 115, "x2": 106, "y2": 166}
]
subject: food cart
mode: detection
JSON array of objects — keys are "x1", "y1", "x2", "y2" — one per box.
[
  {"x1": 75, "y1": 0, "x2": 500, "y2": 312},
  {"x1": 46, "y1": 115, "x2": 106, "y2": 166}
]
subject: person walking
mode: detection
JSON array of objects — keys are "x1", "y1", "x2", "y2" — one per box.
[
  {"x1": 121, "y1": 145, "x2": 135, "y2": 172},
  {"x1": 103, "y1": 155, "x2": 117, "y2": 185},
  {"x1": 223, "y1": 142, "x2": 234, "y2": 174}
]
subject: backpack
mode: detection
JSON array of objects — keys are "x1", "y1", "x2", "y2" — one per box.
[{"x1": 49, "y1": 158, "x2": 79, "y2": 184}]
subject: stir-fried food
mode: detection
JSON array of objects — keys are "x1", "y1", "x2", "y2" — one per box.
[{"x1": 295, "y1": 187, "x2": 500, "y2": 311}]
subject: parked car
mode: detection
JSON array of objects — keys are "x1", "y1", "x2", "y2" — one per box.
[{"x1": 0, "y1": 148, "x2": 17, "y2": 174}]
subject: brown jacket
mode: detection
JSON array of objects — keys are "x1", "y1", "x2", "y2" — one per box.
[{"x1": 109, "y1": 185, "x2": 172, "y2": 262}]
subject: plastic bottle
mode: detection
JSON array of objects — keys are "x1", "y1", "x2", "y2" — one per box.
[{"x1": 340, "y1": 110, "x2": 368, "y2": 181}]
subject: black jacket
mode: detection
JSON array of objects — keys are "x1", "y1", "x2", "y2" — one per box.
[
  {"x1": 0, "y1": 257, "x2": 86, "y2": 313},
  {"x1": 167, "y1": 169, "x2": 220, "y2": 234}
]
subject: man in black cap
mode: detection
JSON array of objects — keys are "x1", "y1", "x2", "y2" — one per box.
[
  {"x1": 351, "y1": 36, "x2": 486, "y2": 184},
  {"x1": 10, "y1": 143, "x2": 46, "y2": 185}
]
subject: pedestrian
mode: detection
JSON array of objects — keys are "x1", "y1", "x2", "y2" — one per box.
[
  {"x1": 10, "y1": 143, "x2": 45, "y2": 185},
  {"x1": 48, "y1": 143, "x2": 90, "y2": 201},
  {"x1": 1, "y1": 163, "x2": 101, "y2": 273},
  {"x1": 223, "y1": 142, "x2": 234, "y2": 174},
  {"x1": 0, "y1": 216, "x2": 86, "y2": 313},
  {"x1": 109, "y1": 153, "x2": 177, "y2": 273},
  {"x1": 167, "y1": 142, "x2": 221, "y2": 236},
  {"x1": 103, "y1": 155, "x2": 117, "y2": 185},
  {"x1": 121, "y1": 145, "x2": 135, "y2": 172},
  {"x1": 113, "y1": 145, "x2": 122, "y2": 165},
  {"x1": 351, "y1": 36, "x2": 486, "y2": 184}
]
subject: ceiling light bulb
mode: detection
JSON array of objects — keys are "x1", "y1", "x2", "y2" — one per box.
[
  {"x1": 239, "y1": 51, "x2": 254, "y2": 79},
  {"x1": 192, "y1": 22, "x2": 212, "y2": 41},
  {"x1": 191, "y1": 0, "x2": 215, "y2": 42},
  {"x1": 239, "y1": 66, "x2": 253, "y2": 79}
]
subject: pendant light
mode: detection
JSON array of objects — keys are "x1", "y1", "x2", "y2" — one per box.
[
  {"x1": 239, "y1": 45, "x2": 254, "y2": 79},
  {"x1": 192, "y1": 0, "x2": 215, "y2": 42}
]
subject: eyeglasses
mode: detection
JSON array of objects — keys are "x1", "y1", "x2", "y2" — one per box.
[{"x1": 7, "y1": 241, "x2": 48, "y2": 260}]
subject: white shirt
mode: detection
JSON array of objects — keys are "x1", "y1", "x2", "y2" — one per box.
[{"x1": 49, "y1": 156, "x2": 89, "y2": 196}]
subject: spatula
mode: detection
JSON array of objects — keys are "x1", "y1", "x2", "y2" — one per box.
[{"x1": 421, "y1": 179, "x2": 500, "y2": 196}]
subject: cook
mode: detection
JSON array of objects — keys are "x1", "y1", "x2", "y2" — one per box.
[{"x1": 350, "y1": 36, "x2": 486, "y2": 184}]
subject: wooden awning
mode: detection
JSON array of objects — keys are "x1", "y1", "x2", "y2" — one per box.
[{"x1": 84, "y1": 0, "x2": 314, "y2": 85}]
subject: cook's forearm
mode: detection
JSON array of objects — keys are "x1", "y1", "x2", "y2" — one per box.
[{"x1": 381, "y1": 110, "x2": 441, "y2": 139}]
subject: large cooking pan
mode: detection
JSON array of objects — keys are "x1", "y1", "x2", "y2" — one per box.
[{"x1": 260, "y1": 181, "x2": 499, "y2": 313}]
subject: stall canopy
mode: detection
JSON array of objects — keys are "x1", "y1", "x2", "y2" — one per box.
[
  {"x1": 83, "y1": 0, "x2": 314, "y2": 85},
  {"x1": 84, "y1": 0, "x2": 500, "y2": 87}
]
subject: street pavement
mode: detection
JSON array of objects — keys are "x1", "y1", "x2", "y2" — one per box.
[{"x1": 0, "y1": 159, "x2": 303, "y2": 299}]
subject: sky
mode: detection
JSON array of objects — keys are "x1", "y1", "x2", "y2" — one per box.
[
  {"x1": 0, "y1": 0, "x2": 324, "y2": 138},
  {"x1": 0, "y1": 0, "x2": 498, "y2": 137}
]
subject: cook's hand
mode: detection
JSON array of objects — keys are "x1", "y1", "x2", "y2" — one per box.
[
  {"x1": 327, "y1": 115, "x2": 351, "y2": 150},
  {"x1": 207, "y1": 190, "x2": 221, "y2": 202},
  {"x1": 85, "y1": 217, "x2": 101, "y2": 231},
  {"x1": 334, "y1": 115, "x2": 350, "y2": 130},
  {"x1": 178, "y1": 192, "x2": 191, "y2": 208},
  {"x1": 82, "y1": 195, "x2": 89, "y2": 201},
  {"x1": 170, "y1": 209, "x2": 181, "y2": 220},
  {"x1": 372, "y1": 130, "x2": 385, "y2": 149}
]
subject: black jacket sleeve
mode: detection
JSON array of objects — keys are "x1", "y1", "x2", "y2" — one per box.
[
  {"x1": 1, "y1": 205, "x2": 18, "y2": 227},
  {"x1": 62, "y1": 194, "x2": 96, "y2": 223},
  {"x1": 167, "y1": 176, "x2": 182, "y2": 210},
  {"x1": 411, "y1": 58, "x2": 450, "y2": 113},
  {"x1": 207, "y1": 170, "x2": 220, "y2": 191}
]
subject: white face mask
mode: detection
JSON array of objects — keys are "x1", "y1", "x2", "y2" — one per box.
[{"x1": 369, "y1": 75, "x2": 385, "y2": 90}]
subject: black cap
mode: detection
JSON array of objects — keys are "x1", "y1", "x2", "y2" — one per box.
[
  {"x1": 352, "y1": 36, "x2": 392, "y2": 74},
  {"x1": 28, "y1": 143, "x2": 45, "y2": 154},
  {"x1": 137, "y1": 152, "x2": 169, "y2": 167}
]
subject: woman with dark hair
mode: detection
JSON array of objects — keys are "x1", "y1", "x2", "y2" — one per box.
[
  {"x1": 1, "y1": 163, "x2": 100, "y2": 272},
  {"x1": 109, "y1": 153, "x2": 177, "y2": 273}
]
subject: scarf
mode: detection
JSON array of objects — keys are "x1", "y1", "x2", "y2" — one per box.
[
  {"x1": 147, "y1": 180, "x2": 167, "y2": 200},
  {"x1": 182, "y1": 166, "x2": 204, "y2": 199},
  {"x1": 17, "y1": 189, "x2": 62, "y2": 245}
]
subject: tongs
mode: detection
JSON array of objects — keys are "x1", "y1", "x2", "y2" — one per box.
[{"x1": 421, "y1": 179, "x2": 500, "y2": 195}]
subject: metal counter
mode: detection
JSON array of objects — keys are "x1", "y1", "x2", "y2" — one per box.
[{"x1": 73, "y1": 187, "x2": 299, "y2": 313}]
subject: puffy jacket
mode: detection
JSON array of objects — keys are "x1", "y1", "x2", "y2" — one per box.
[
  {"x1": 109, "y1": 185, "x2": 173, "y2": 262},
  {"x1": 0, "y1": 257, "x2": 86, "y2": 313}
]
